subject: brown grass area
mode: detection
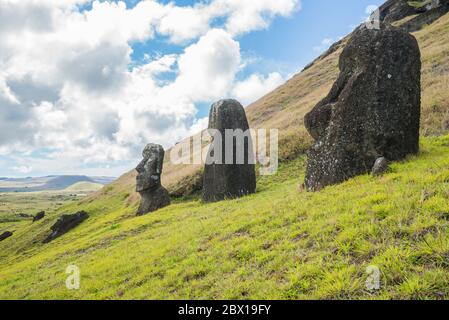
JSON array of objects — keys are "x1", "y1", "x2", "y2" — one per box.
[
  {"x1": 415, "y1": 14, "x2": 449, "y2": 135},
  {"x1": 93, "y1": 12, "x2": 449, "y2": 205}
]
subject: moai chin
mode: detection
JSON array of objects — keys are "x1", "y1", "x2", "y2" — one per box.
[{"x1": 136, "y1": 143, "x2": 171, "y2": 215}]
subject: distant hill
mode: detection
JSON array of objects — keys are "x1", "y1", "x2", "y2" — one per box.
[
  {"x1": 0, "y1": 175, "x2": 115, "y2": 193},
  {"x1": 39, "y1": 176, "x2": 95, "y2": 191},
  {"x1": 64, "y1": 181, "x2": 104, "y2": 192}
]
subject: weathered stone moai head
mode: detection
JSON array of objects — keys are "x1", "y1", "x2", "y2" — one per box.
[
  {"x1": 136, "y1": 143, "x2": 171, "y2": 215},
  {"x1": 304, "y1": 24, "x2": 421, "y2": 191},
  {"x1": 202, "y1": 99, "x2": 256, "y2": 202},
  {"x1": 136, "y1": 144, "x2": 164, "y2": 192}
]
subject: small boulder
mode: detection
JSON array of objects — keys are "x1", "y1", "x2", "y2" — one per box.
[
  {"x1": 43, "y1": 211, "x2": 89, "y2": 243},
  {"x1": 33, "y1": 211, "x2": 45, "y2": 222},
  {"x1": 0, "y1": 231, "x2": 13, "y2": 242},
  {"x1": 372, "y1": 157, "x2": 389, "y2": 176},
  {"x1": 202, "y1": 99, "x2": 256, "y2": 202},
  {"x1": 379, "y1": 0, "x2": 417, "y2": 23},
  {"x1": 136, "y1": 144, "x2": 171, "y2": 216}
]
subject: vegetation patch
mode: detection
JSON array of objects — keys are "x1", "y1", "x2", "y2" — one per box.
[{"x1": 0, "y1": 136, "x2": 448, "y2": 299}]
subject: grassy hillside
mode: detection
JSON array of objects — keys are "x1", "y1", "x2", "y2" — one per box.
[
  {"x1": 0, "y1": 192, "x2": 78, "y2": 233},
  {"x1": 97, "y1": 9, "x2": 449, "y2": 203},
  {"x1": 0, "y1": 136, "x2": 448, "y2": 299},
  {"x1": 1, "y1": 6, "x2": 449, "y2": 300}
]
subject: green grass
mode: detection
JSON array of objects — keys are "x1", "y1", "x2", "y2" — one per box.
[
  {"x1": 0, "y1": 136, "x2": 448, "y2": 300},
  {"x1": 0, "y1": 192, "x2": 80, "y2": 233},
  {"x1": 408, "y1": 1, "x2": 432, "y2": 9}
]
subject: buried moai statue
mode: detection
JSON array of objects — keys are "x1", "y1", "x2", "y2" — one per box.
[
  {"x1": 43, "y1": 211, "x2": 88, "y2": 244},
  {"x1": 202, "y1": 99, "x2": 256, "y2": 202},
  {"x1": 304, "y1": 24, "x2": 421, "y2": 191},
  {"x1": 0, "y1": 231, "x2": 13, "y2": 242},
  {"x1": 33, "y1": 211, "x2": 45, "y2": 222},
  {"x1": 136, "y1": 143, "x2": 171, "y2": 215}
]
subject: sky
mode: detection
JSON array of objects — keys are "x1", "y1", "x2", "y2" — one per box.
[{"x1": 0, "y1": 0, "x2": 383, "y2": 178}]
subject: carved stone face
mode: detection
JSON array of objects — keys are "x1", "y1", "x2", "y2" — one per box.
[
  {"x1": 136, "y1": 144, "x2": 165, "y2": 192},
  {"x1": 136, "y1": 157, "x2": 160, "y2": 192}
]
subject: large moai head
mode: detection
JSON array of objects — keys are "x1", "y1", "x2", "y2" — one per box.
[
  {"x1": 136, "y1": 143, "x2": 165, "y2": 193},
  {"x1": 304, "y1": 24, "x2": 421, "y2": 191},
  {"x1": 202, "y1": 99, "x2": 256, "y2": 202}
]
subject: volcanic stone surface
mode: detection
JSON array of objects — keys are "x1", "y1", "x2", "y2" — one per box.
[
  {"x1": 202, "y1": 99, "x2": 256, "y2": 202},
  {"x1": 136, "y1": 143, "x2": 170, "y2": 215}
]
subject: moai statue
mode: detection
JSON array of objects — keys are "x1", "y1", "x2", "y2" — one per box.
[
  {"x1": 427, "y1": 0, "x2": 441, "y2": 10},
  {"x1": 304, "y1": 24, "x2": 421, "y2": 191},
  {"x1": 136, "y1": 143, "x2": 171, "y2": 215},
  {"x1": 202, "y1": 99, "x2": 256, "y2": 202}
]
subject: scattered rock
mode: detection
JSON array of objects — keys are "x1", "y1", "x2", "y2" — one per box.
[
  {"x1": 202, "y1": 99, "x2": 256, "y2": 202},
  {"x1": 33, "y1": 211, "x2": 45, "y2": 222},
  {"x1": 372, "y1": 157, "x2": 389, "y2": 176},
  {"x1": 304, "y1": 24, "x2": 421, "y2": 191},
  {"x1": 43, "y1": 211, "x2": 89, "y2": 243},
  {"x1": 136, "y1": 144, "x2": 171, "y2": 215},
  {"x1": 0, "y1": 231, "x2": 13, "y2": 242}
]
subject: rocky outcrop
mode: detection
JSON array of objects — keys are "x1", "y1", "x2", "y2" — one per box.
[
  {"x1": 136, "y1": 144, "x2": 171, "y2": 215},
  {"x1": 202, "y1": 99, "x2": 256, "y2": 202},
  {"x1": 305, "y1": 0, "x2": 447, "y2": 72},
  {"x1": 33, "y1": 211, "x2": 45, "y2": 222},
  {"x1": 304, "y1": 24, "x2": 421, "y2": 191},
  {"x1": 401, "y1": 1, "x2": 449, "y2": 32},
  {"x1": 0, "y1": 231, "x2": 13, "y2": 242},
  {"x1": 43, "y1": 211, "x2": 89, "y2": 243},
  {"x1": 379, "y1": 0, "x2": 449, "y2": 29}
]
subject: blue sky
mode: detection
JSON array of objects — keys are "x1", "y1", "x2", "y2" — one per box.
[
  {"x1": 128, "y1": 0, "x2": 384, "y2": 119},
  {"x1": 0, "y1": 0, "x2": 383, "y2": 177}
]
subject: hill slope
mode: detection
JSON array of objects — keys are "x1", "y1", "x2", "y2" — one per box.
[
  {"x1": 89, "y1": 4, "x2": 449, "y2": 204},
  {"x1": 1, "y1": 2, "x2": 449, "y2": 300},
  {"x1": 0, "y1": 136, "x2": 448, "y2": 299}
]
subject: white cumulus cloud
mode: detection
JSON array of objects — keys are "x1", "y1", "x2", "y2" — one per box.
[
  {"x1": 232, "y1": 72, "x2": 285, "y2": 106},
  {"x1": 0, "y1": 0, "x2": 299, "y2": 176}
]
